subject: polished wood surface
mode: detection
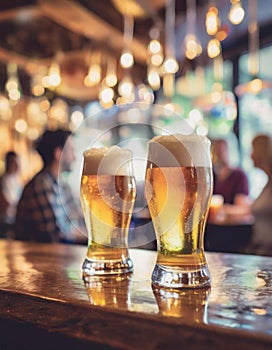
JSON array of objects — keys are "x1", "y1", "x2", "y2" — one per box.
[{"x1": 0, "y1": 239, "x2": 271, "y2": 349}]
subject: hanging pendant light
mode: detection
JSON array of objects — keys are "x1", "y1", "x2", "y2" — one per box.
[
  {"x1": 119, "y1": 13, "x2": 134, "y2": 69},
  {"x1": 206, "y1": 7, "x2": 220, "y2": 36},
  {"x1": 228, "y1": 0, "x2": 245, "y2": 25},
  {"x1": 184, "y1": 0, "x2": 202, "y2": 60},
  {"x1": 147, "y1": 26, "x2": 163, "y2": 91},
  {"x1": 84, "y1": 51, "x2": 102, "y2": 87},
  {"x1": 235, "y1": 0, "x2": 272, "y2": 96},
  {"x1": 6, "y1": 63, "x2": 22, "y2": 102},
  {"x1": 105, "y1": 58, "x2": 118, "y2": 87},
  {"x1": 163, "y1": 0, "x2": 179, "y2": 98},
  {"x1": 48, "y1": 53, "x2": 62, "y2": 88},
  {"x1": 207, "y1": 38, "x2": 221, "y2": 58}
]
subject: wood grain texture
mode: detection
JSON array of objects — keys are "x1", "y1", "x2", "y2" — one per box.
[{"x1": 0, "y1": 240, "x2": 271, "y2": 349}]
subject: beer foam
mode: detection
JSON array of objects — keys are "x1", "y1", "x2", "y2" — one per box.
[
  {"x1": 83, "y1": 146, "x2": 133, "y2": 175},
  {"x1": 148, "y1": 134, "x2": 211, "y2": 167}
]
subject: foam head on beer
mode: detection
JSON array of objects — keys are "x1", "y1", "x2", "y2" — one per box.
[
  {"x1": 148, "y1": 133, "x2": 212, "y2": 168},
  {"x1": 82, "y1": 146, "x2": 133, "y2": 176}
]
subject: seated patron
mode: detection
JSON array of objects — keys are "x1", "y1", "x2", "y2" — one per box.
[
  {"x1": 247, "y1": 134, "x2": 272, "y2": 256},
  {"x1": 211, "y1": 138, "x2": 249, "y2": 205},
  {"x1": 15, "y1": 129, "x2": 86, "y2": 244},
  {"x1": 0, "y1": 151, "x2": 22, "y2": 235}
]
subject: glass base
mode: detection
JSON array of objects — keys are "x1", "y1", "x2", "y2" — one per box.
[
  {"x1": 82, "y1": 256, "x2": 133, "y2": 277},
  {"x1": 151, "y1": 263, "x2": 211, "y2": 289}
]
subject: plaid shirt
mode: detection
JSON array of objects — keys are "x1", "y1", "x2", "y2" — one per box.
[{"x1": 15, "y1": 168, "x2": 85, "y2": 243}]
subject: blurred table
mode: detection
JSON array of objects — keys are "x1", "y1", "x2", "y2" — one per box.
[
  {"x1": 205, "y1": 209, "x2": 254, "y2": 254},
  {"x1": 0, "y1": 240, "x2": 271, "y2": 350}
]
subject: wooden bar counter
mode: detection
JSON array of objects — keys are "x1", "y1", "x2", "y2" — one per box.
[{"x1": 0, "y1": 239, "x2": 271, "y2": 350}]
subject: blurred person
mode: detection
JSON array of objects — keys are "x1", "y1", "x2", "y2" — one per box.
[
  {"x1": 15, "y1": 129, "x2": 86, "y2": 244},
  {"x1": 0, "y1": 151, "x2": 22, "y2": 232},
  {"x1": 247, "y1": 134, "x2": 272, "y2": 256},
  {"x1": 211, "y1": 138, "x2": 249, "y2": 205}
]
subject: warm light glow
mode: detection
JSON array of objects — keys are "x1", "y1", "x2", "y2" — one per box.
[
  {"x1": 49, "y1": 99, "x2": 68, "y2": 123},
  {"x1": 216, "y1": 25, "x2": 229, "y2": 42},
  {"x1": 15, "y1": 118, "x2": 27, "y2": 133},
  {"x1": 163, "y1": 57, "x2": 179, "y2": 74},
  {"x1": 105, "y1": 58, "x2": 117, "y2": 87},
  {"x1": 120, "y1": 51, "x2": 134, "y2": 68},
  {"x1": 48, "y1": 62, "x2": 61, "y2": 87},
  {"x1": 27, "y1": 128, "x2": 40, "y2": 141},
  {"x1": 147, "y1": 69, "x2": 160, "y2": 90},
  {"x1": 112, "y1": 0, "x2": 145, "y2": 18},
  {"x1": 39, "y1": 99, "x2": 51, "y2": 112},
  {"x1": 207, "y1": 39, "x2": 221, "y2": 58},
  {"x1": 71, "y1": 110, "x2": 84, "y2": 127},
  {"x1": 116, "y1": 94, "x2": 135, "y2": 105},
  {"x1": 213, "y1": 82, "x2": 223, "y2": 92},
  {"x1": 118, "y1": 77, "x2": 134, "y2": 96},
  {"x1": 228, "y1": 1, "x2": 245, "y2": 25},
  {"x1": 8, "y1": 89, "x2": 21, "y2": 101},
  {"x1": 105, "y1": 73, "x2": 117, "y2": 87},
  {"x1": 211, "y1": 91, "x2": 222, "y2": 104},
  {"x1": 32, "y1": 84, "x2": 45, "y2": 97},
  {"x1": 5, "y1": 63, "x2": 21, "y2": 102},
  {"x1": 151, "y1": 53, "x2": 164, "y2": 67},
  {"x1": 6, "y1": 79, "x2": 18, "y2": 91},
  {"x1": 100, "y1": 99, "x2": 114, "y2": 109},
  {"x1": 234, "y1": 78, "x2": 272, "y2": 97},
  {"x1": 84, "y1": 64, "x2": 101, "y2": 87},
  {"x1": 163, "y1": 74, "x2": 174, "y2": 98},
  {"x1": 250, "y1": 78, "x2": 263, "y2": 93},
  {"x1": 99, "y1": 87, "x2": 114, "y2": 103},
  {"x1": 42, "y1": 76, "x2": 50, "y2": 88},
  {"x1": 148, "y1": 40, "x2": 161, "y2": 54},
  {"x1": 206, "y1": 7, "x2": 220, "y2": 36},
  {"x1": 184, "y1": 34, "x2": 202, "y2": 60},
  {"x1": 137, "y1": 84, "x2": 154, "y2": 104},
  {"x1": 0, "y1": 96, "x2": 12, "y2": 121}
]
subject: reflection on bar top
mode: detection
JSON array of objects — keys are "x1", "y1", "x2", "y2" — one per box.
[{"x1": 0, "y1": 240, "x2": 271, "y2": 336}]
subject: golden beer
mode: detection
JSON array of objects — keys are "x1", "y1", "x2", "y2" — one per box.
[
  {"x1": 145, "y1": 134, "x2": 213, "y2": 288},
  {"x1": 80, "y1": 146, "x2": 136, "y2": 276}
]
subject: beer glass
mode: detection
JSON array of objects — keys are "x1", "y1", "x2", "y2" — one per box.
[
  {"x1": 80, "y1": 146, "x2": 136, "y2": 276},
  {"x1": 145, "y1": 134, "x2": 213, "y2": 288}
]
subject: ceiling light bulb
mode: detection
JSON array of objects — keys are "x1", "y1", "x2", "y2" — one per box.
[
  {"x1": 148, "y1": 40, "x2": 161, "y2": 54},
  {"x1": 228, "y1": 1, "x2": 245, "y2": 25},
  {"x1": 15, "y1": 118, "x2": 27, "y2": 133},
  {"x1": 206, "y1": 7, "x2": 220, "y2": 35},
  {"x1": 163, "y1": 57, "x2": 179, "y2": 74},
  {"x1": 84, "y1": 64, "x2": 101, "y2": 86},
  {"x1": 99, "y1": 87, "x2": 114, "y2": 103},
  {"x1": 151, "y1": 53, "x2": 164, "y2": 67},
  {"x1": 147, "y1": 69, "x2": 161, "y2": 90},
  {"x1": 105, "y1": 73, "x2": 117, "y2": 87},
  {"x1": 207, "y1": 39, "x2": 221, "y2": 58},
  {"x1": 48, "y1": 62, "x2": 61, "y2": 87},
  {"x1": 8, "y1": 89, "x2": 21, "y2": 101},
  {"x1": 120, "y1": 51, "x2": 134, "y2": 68},
  {"x1": 6, "y1": 78, "x2": 18, "y2": 92},
  {"x1": 118, "y1": 77, "x2": 134, "y2": 96},
  {"x1": 184, "y1": 34, "x2": 202, "y2": 60}
]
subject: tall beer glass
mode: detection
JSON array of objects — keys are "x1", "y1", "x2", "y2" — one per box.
[
  {"x1": 80, "y1": 146, "x2": 136, "y2": 276},
  {"x1": 145, "y1": 134, "x2": 213, "y2": 288}
]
